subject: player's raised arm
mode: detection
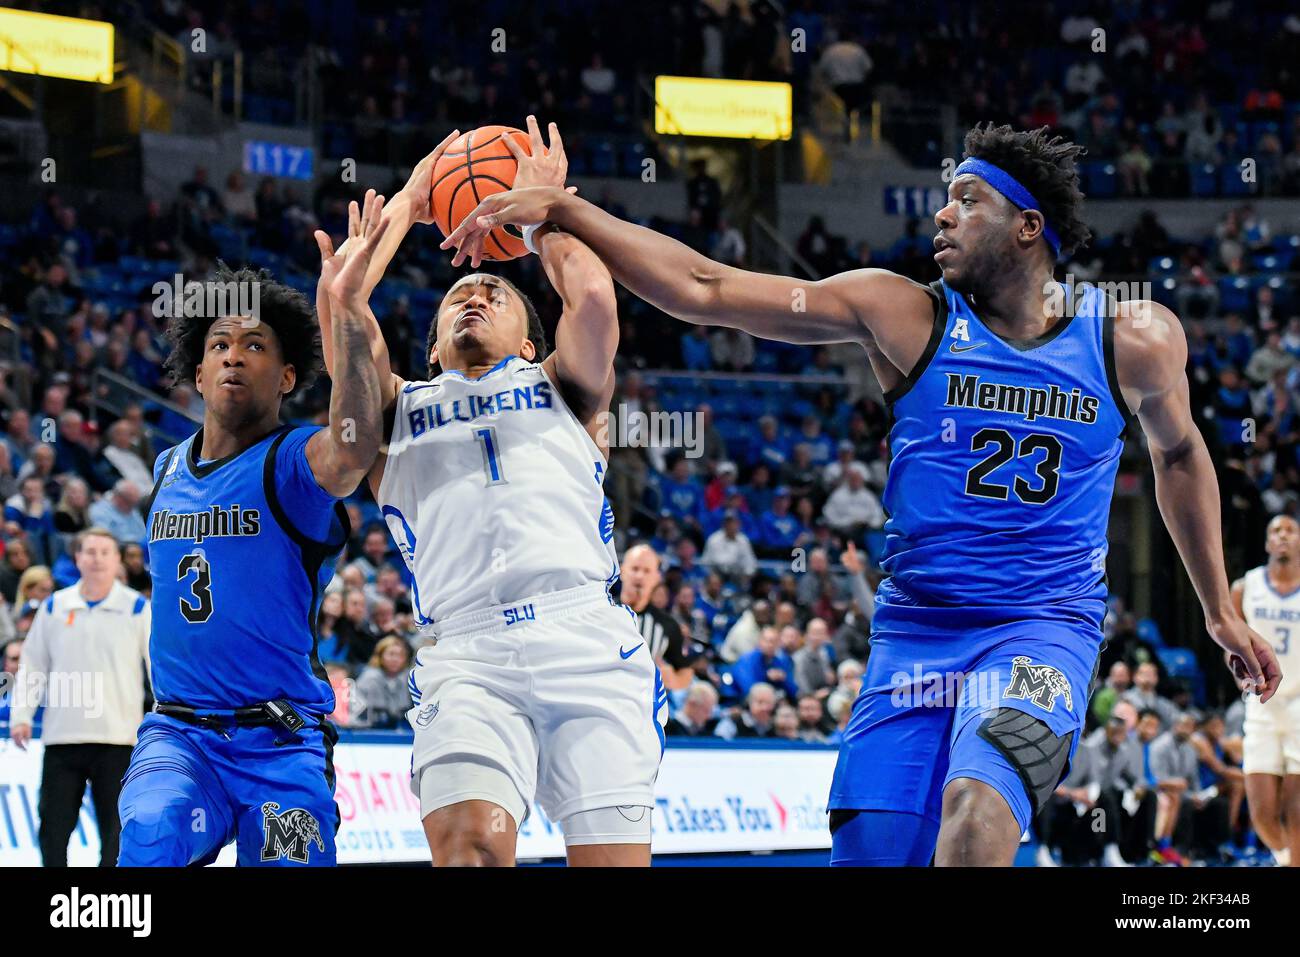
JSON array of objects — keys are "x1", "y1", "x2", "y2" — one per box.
[
  {"x1": 1115, "y1": 300, "x2": 1282, "y2": 702},
  {"x1": 499, "y1": 118, "x2": 618, "y2": 415},
  {"x1": 315, "y1": 189, "x2": 403, "y2": 411},
  {"x1": 306, "y1": 190, "x2": 390, "y2": 497},
  {"x1": 439, "y1": 125, "x2": 934, "y2": 353},
  {"x1": 316, "y1": 130, "x2": 461, "y2": 387}
]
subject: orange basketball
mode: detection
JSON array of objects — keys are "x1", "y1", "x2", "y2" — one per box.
[{"x1": 431, "y1": 125, "x2": 532, "y2": 262}]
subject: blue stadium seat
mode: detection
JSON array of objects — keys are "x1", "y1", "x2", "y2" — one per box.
[
  {"x1": 716, "y1": 664, "x2": 741, "y2": 704},
  {"x1": 1217, "y1": 275, "x2": 1252, "y2": 313},
  {"x1": 1082, "y1": 161, "x2": 1118, "y2": 198},
  {"x1": 620, "y1": 142, "x2": 646, "y2": 178},
  {"x1": 1136, "y1": 618, "x2": 1164, "y2": 647},
  {"x1": 1219, "y1": 162, "x2": 1253, "y2": 197},
  {"x1": 1156, "y1": 646, "x2": 1197, "y2": 677},
  {"x1": 1151, "y1": 276, "x2": 1179, "y2": 309},
  {"x1": 588, "y1": 141, "x2": 616, "y2": 177},
  {"x1": 1189, "y1": 162, "x2": 1219, "y2": 197}
]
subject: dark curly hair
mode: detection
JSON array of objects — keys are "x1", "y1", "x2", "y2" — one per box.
[
  {"x1": 162, "y1": 262, "x2": 323, "y2": 395},
  {"x1": 962, "y1": 124, "x2": 1091, "y2": 258},
  {"x1": 425, "y1": 273, "x2": 549, "y2": 379}
]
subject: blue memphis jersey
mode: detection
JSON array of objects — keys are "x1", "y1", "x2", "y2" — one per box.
[
  {"x1": 144, "y1": 426, "x2": 349, "y2": 713},
  {"x1": 880, "y1": 280, "x2": 1131, "y2": 607}
]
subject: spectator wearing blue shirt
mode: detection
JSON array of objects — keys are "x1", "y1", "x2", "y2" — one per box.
[
  {"x1": 1211, "y1": 366, "x2": 1252, "y2": 450},
  {"x1": 88, "y1": 479, "x2": 146, "y2": 545},
  {"x1": 703, "y1": 491, "x2": 759, "y2": 540},
  {"x1": 743, "y1": 462, "x2": 776, "y2": 515},
  {"x1": 795, "y1": 415, "x2": 836, "y2": 467},
  {"x1": 1220, "y1": 314, "x2": 1254, "y2": 369},
  {"x1": 680, "y1": 326, "x2": 712, "y2": 371},
  {"x1": 753, "y1": 415, "x2": 789, "y2": 470},
  {"x1": 657, "y1": 457, "x2": 706, "y2": 529},
  {"x1": 649, "y1": 511, "x2": 682, "y2": 554},
  {"x1": 5, "y1": 476, "x2": 57, "y2": 562},
  {"x1": 758, "y1": 486, "x2": 809, "y2": 557},
  {"x1": 732, "y1": 626, "x2": 799, "y2": 699},
  {"x1": 2, "y1": 409, "x2": 33, "y2": 474},
  {"x1": 694, "y1": 572, "x2": 730, "y2": 632},
  {"x1": 670, "y1": 537, "x2": 708, "y2": 585}
]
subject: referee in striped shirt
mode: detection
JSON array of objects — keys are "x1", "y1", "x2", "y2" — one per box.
[{"x1": 619, "y1": 544, "x2": 698, "y2": 691}]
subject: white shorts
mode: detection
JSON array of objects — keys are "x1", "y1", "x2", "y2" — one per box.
[
  {"x1": 1243, "y1": 696, "x2": 1300, "y2": 776},
  {"x1": 408, "y1": 582, "x2": 666, "y2": 829}
]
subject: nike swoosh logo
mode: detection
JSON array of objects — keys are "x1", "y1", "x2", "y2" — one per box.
[
  {"x1": 949, "y1": 341, "x2": 986, "y2": 354},
  {"x1": 619, "y1": 643, "x2": 644, "y2": 659}
]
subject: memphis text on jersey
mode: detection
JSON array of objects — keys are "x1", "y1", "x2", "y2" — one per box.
[
  {"x1": 406, "y1": 380, "x2": 553, "y2": 438},
  {"x1": 944, "y1": 373, "x2": 1101, "y2": 425},
  {"x1": 149, "y1": 504, "x2": 261, "y2": 543}
]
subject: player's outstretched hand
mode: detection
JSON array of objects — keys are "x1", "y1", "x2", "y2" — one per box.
[
  {"x1": 507, "y1": 115, "x2": 570, "y2": 191},
  {"x1": 1215, "y1": 617, "x2": 1282, "y2": 703},
  {"x1": 316, "y1": 189, "x2": 391, "y2": 306},
  {"x1": 401, "y1": 128, "x2": 462, "y2": 226}
]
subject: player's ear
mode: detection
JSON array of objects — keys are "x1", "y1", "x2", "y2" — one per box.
[
  {"x1": 519, "y1": 337, "x2": 536, "y2": 361},
  {"x1": 281, "y1": 364, "x2": 296, "y2": 396}
]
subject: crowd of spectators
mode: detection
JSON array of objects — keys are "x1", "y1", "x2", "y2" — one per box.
[
  {"x1": 102, "y1": 0, "x2": 1294, "y2": 196},
  {"x1": 0, "y1": 1, "x2": 1297, "y2": 867},
  {"x1": 1039, "y1": 648, "x2": 1258, "y2": 866}
]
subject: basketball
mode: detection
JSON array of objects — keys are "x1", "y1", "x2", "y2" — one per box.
[{"x1": 430, "y1": 125, "x2": 532, "y2": 261}]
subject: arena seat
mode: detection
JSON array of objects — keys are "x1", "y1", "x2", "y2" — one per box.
[
  {"x1": 1219, "y1": 163, "x2": 1253, "y2": 197},
  {"x1": 1190, "y1": 163, "x2": 1220, "y2": 197},
  {"x1": 1136, "y1": 617, "x2": 1165, "y2": 647},
  {"x1": 1217, "y1": 275, "x2": 1252, "y2": 313}
]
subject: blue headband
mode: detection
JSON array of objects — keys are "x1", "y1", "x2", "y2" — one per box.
[{"x1": 953, "y1": 157, "x2": 1062, "y2": 259}]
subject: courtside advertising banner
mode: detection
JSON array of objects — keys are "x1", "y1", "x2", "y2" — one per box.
[{"x1": 0, "y1": 737, "x2": 836, "y2": 865}]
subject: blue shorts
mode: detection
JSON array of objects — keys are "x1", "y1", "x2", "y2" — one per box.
[
  {"x1": 829, "y1": 592, "x2": 1104, "y2": 848},
  {"x1": 117, "y1": 712, "x2": 339, "y2": 867}
]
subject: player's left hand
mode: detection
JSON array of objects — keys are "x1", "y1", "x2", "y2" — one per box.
[
  {"x1": 1212, "y1": 615, "x2": 1281, "y2": 703},
  {"x1": 316, "y1": 188, "x2": 392, "y2": 306}
]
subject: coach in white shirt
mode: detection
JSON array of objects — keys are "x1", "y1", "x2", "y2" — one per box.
[{"x1": 10, "y1": 527, "x2": 151, "y2": 867}]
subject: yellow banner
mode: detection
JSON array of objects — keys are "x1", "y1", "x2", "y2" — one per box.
[
  {"x1": 0, "y1": 7, "x2": 114, "y2": 84},
  {"x1": 655, "y1": 76, "x2": 792, "y2": 140}
]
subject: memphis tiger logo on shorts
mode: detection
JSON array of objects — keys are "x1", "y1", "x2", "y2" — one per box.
[
  {"x1": 1002, "y1": 656, "x2": 1073, "y2": 713},
  {"x1": 260, "y1": 802, "x2": 325, "y2": 863},
  {"x1": 415, "y1": 700, "x2": 440, "y2": 728}
]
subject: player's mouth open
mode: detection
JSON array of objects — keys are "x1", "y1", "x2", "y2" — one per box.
[
  {"x1": 934, "y1": 236, "x2": 957, "y2": 260},
  {"x1": 455, "y1": 309, "x2": 488, "y2": 330}
]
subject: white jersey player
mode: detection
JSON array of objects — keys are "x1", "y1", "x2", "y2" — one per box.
[
  {"x1": 318, "y1": 121, "x2": 665, "y2": 866},
  {"x1": 1232, "y1": 514, "x2": 1300, "y2": 865}
]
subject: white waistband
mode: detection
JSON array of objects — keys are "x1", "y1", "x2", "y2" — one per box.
[{"x1": 427, "y1": 582, "x2": 616, "y2": 640}]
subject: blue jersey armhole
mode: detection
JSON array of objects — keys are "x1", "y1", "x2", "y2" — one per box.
[
  {"x1": 883, "y1": 281, "x2": 947, "y2": 407},
  {"x1": 262, "y1": 428, "x2": 351, "y2": 555}
]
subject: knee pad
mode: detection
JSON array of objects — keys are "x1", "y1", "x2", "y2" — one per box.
[
  {"x1": 975, "y1": 707, "x2": 1074, "y2": 821},
  {"x1": 829, "y1": 809, "x2": 939, "y2": 866},
  {"x1": 117, "y1": 789, "x2": 202, "y2": 866},
  {"x1": 559, "y1": 805, "x2": 653, "y2": 847}
]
